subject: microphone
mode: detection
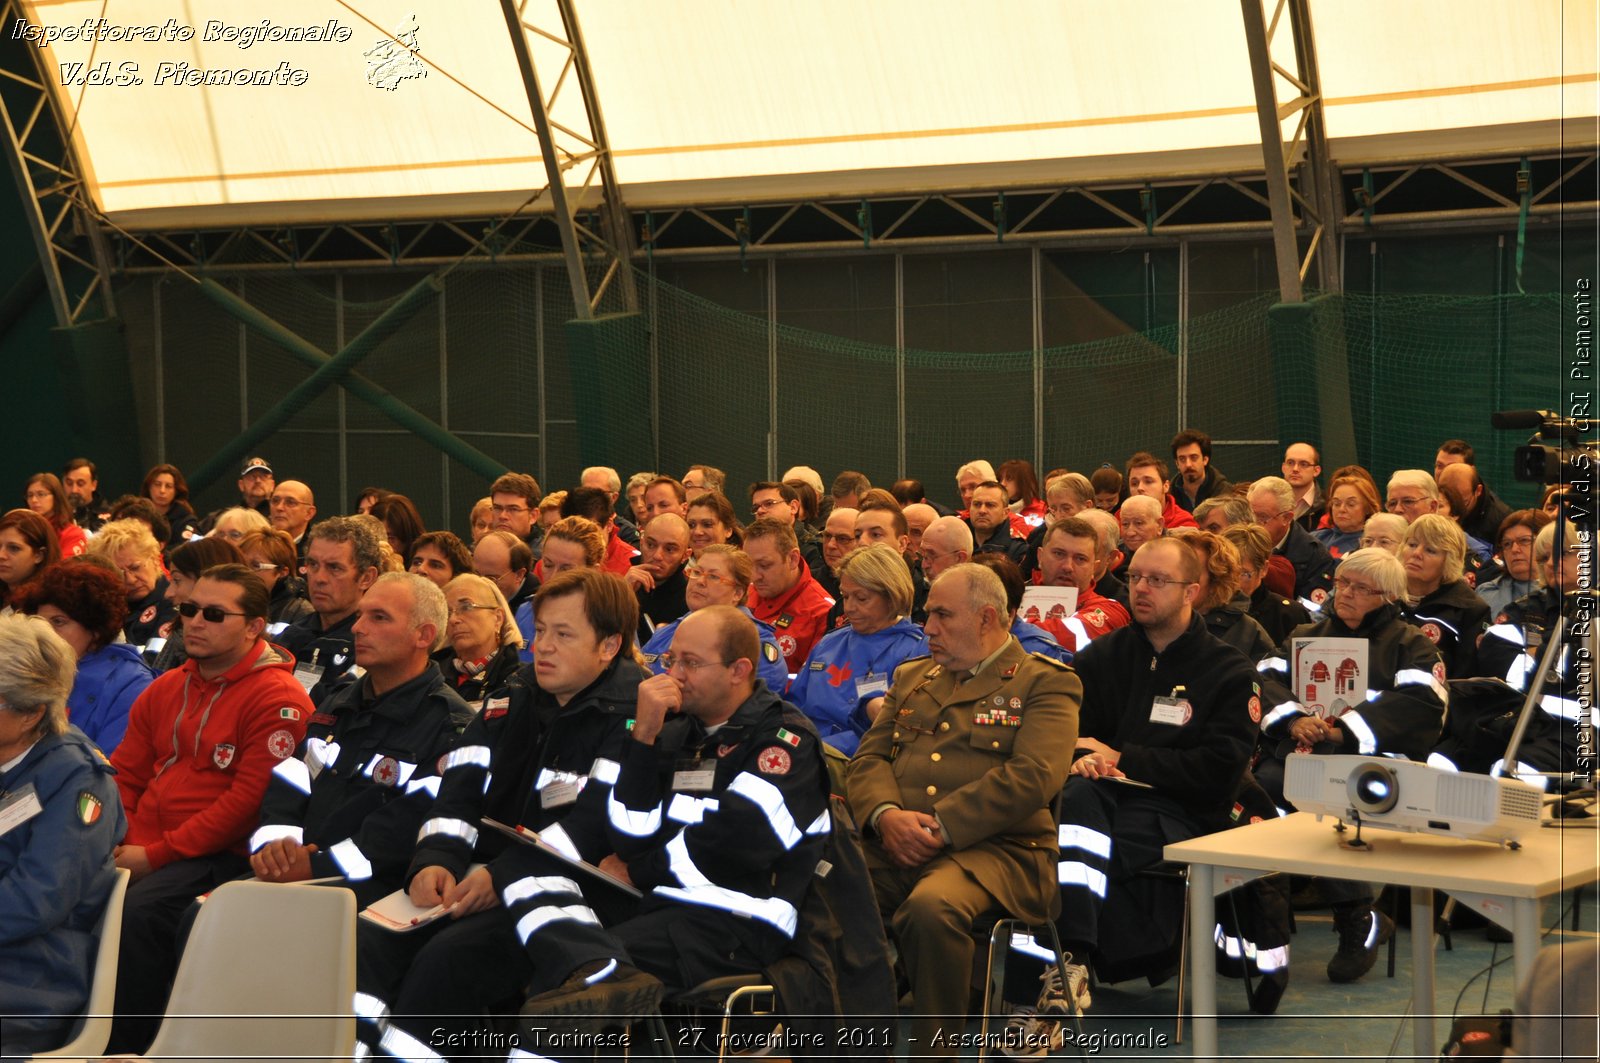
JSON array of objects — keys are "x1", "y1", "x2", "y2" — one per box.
[{"x1": 1491, "y1": 409, "x2": 1559, "y2": 430}]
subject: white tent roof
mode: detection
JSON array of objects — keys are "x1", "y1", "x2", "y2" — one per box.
[{"x1": 19, "y1": 0, "x2": 1597, "y2": 228}]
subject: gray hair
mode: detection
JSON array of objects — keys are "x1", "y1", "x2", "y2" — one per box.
[
  {"x1": 1335, "y1": 547, "x2": 1411, "y2": 606},
  {"x1": 1533, "y1": 520, "x2": 1582, "y2": 584},
  {"x1": 371, "y1": 571, "x2": 448, "y2": 651},
  {"x1": 1194, "y1": 495, "x2": 1251, "y2": 528},
  {"x1": 1387, "y1": 469, "x2": 1439, "y2": 501},
  {"x1": 581, "y1": 466, "x2": 622, "y2": 495},
  {"x1": 1079, "y1": 508, "x2": 1120, "y2": 559},
  {"x1": 0, "y1": 615, "x2": 75, "y2": 739},
  {"x1": 956, "y1": 459, "x2": 997, "y2": 483},
  {"x1": 310, "y1": 514, "x2": 385, "y2": 574},
  {"x1": 1045, "y1": 472, "x2": 1094, "y2": 505},
  {"x1": 1247, "y1": 476, "x2": 1295, "y2": 514},
  {"x1": 932, "y1": 562, "x2": 1008, "y2": 622},
  {"x1": 442, "y1": 573, "x2": 523, "y2": 649}
]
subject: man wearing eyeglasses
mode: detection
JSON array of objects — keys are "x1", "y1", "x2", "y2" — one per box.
[
  {"x1": 490, "y1": 471, "x2": 544, "y2": 556},
  {"x1": 107, "y1": 563, "x2": 312, "y2": 1053},
  {"x1": 1048, "y1": 537, "x2": 1257, "y2": 1011},
  {"x1": 750, "y1": 480, "x2": 827, "y2": 579},
  {"x1": 513, "y1": 605, "x2": 830, "y2": 1035},
  {"x1": 268, "y1": 480, "x2": 317, "y2": 567},
  {"x1": 1281, "y1": 442, "x2": 1325, "y2": 531},
  {"x1": 277, "y1": 516, "x2": 382, "y2": 707},
  {"x1": 1249, "y1": 476, "x2": 1337, "y2": 612}
]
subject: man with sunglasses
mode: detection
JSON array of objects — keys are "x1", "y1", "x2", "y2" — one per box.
[
  {"x1": 1043, "y1": 538, "x2": 1257, "y2": 1016},
  {"x1": 107, "y1": 563, "x2": 312, "y2": 1053}
]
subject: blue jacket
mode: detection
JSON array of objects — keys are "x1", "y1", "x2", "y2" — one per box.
[
  {"x1": 0, "y1": 727, "x2": 126, "y2": 1055},
  {"x1": 68, "y1": 642, "x2": 154, "y2": 755},
  {"x1": 642, "y1": 607, "x2": 791, "y2": 694},
  {"x1": 1012, "y1": 617, "x2": 1073, "y2": 665},
  {"x1": 789, "y1": 617, "x2": 928, "y2": 754}
]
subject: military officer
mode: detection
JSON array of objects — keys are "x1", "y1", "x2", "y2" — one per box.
[{"x1": 848, "y1": 563, "x2": 1081, "y2": 1061}]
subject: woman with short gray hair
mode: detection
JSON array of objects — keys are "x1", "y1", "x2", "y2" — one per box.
[{"x1": 0, "y1": 614, "x2": 127, "y2": 1056}]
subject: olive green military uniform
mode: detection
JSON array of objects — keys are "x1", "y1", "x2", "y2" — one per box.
[{"x1": 847, "y1": 636, "x2": 1080, "y2": 1056}]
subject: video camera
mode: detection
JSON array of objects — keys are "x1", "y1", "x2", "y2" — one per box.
[{"x1": 1491, "y1": 409, "x2": 1597, "y2": 488}]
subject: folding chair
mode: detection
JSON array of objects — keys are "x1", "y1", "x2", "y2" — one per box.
[{"x1": 33, "y1": 867, "x2": 131, "y2": 1060}]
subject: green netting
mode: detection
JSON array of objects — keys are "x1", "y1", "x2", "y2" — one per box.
[{"x1": 110, "y1": 243, "x2": 1572, "y2": 531}]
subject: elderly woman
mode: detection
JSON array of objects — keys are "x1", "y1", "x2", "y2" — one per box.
[
  {"x1": 789, "y1": 543, "x2": 928, "y2": 754},
  {"x1": 86, "y1": 518, "x2": 174, "y2": 659},
  {"x1": 434, "y1": 574, "x2": 523, "y2": 705},
  {"x1": 237, "y1": 529, "x2": 314, "y2": 632},
  {"x1": 1399, "y1": 513, "x2": 1490, "y2": 679},
  {"x1": 686, "y1": 491, "x2": 743, "y2": 552},
  {"x1": 24, "y1": 472, "x2": 88, "y2": 559},
  {"x1": 1476, "y1": 509, "x2": 1553, "y2": 617},
  {"x1": 209, "y1": 505, "x2": 271, "y2": 544},
  {"x1": 19, "y1": 562, "x2": 154, "y2": 753},
  {"x1": 409, "y1": 530, "x2": 474, "y2": 589},
  {"x1": 640, "y1": 544, "x2": 790, "y2": 693},
  {"x1": 1256, "y1": 547, "x2": 1446, "y2": 982},
  {"x1": 1359, "y1": 512, "x2": 1407, "y2": 556},
  {"x1": 1314, "y1": 474, "x2": 1382, "y2": 560},
  {"x1": 0, "y1": 615, "x2": 126, "y2": 1057},
  {"x1": 148, "y1": 538, "x2": 247, "y2": 673},
  {"x1": 1182, "y1": 529, "x2": 1275, "y2": 663},
  {"x1": 0, "y1": 508, "x2": 60, "y2": 615}
]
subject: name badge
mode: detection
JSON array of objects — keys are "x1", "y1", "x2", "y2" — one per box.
[
  {"x1": 293, "y1": 663, "x2": 324, "y2": 693},
  {"x1": 672, "y1": 768, "x2": 716, "y2": 792},
  {"x1": 1150, "y1": 697, "x2": 1193, "y2": 727},
  {"x1": 855, "y1": 674, "x2": 889, "y2": 699},
  {"x1": 540, "y1": 781, "x2": 580, "y2": 809},
  {"x1": 0, "y1": 784, "x2": 44, "y2": 837}
]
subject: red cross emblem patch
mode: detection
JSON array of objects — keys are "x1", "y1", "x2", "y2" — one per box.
[
  {"x1": 267, "y1": 729, "x2": 297, "y2": 760},
  {"x1": 372, "y1": 756, "x2": 400, "y2": 787},
  {"x1": 757, "y1": 747, "x2": 792, "y2": 775},
  {"x1": 1420, "y1": 622, "x2": 1442, "y2": 644},
  {"x1": 212, "y1": 743, "x2": 236, "y2": 770}
]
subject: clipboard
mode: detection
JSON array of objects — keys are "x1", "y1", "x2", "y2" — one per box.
[{"x1": 481, "y1": 817, "x2": 642, "y2": 898}]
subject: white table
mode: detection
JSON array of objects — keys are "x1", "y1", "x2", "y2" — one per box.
[{"x1": 1163, "y1": 812, "x2": 1600, "y2": 1059}]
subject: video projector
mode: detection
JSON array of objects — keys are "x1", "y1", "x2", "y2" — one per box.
[{"x1": 1284, "y1": 754, "x2": 1545, "y2": 846}]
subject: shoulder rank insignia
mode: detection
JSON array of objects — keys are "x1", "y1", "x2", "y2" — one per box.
[
  {"x1": 1028, "y1": 652, "x2": 1073, "y2": 671},
  {"x1": 775, "y1": 613, "x2": 794, "y2": 629}
]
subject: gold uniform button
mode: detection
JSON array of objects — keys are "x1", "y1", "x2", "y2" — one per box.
[
  {"x1": 991, "y1": 741, "x2": 1000, "y2": 749},
  {"x1": 930, "y1": 752, "x2": 941, "y2": 762},
  {"x1": 939, "y1": 722, "x2": 950, "y2": 732},
  {"x1": 893, "y1": 732, "x2": 901, "y2": 740},
  {"x1": 926, "y1": 785, "x2": 937, "y2": 796}
]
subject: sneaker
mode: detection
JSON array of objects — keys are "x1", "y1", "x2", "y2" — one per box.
[
  {"x1": 999, "y1": 1004, "x2": 1065, "y2": 1058},
  {"x1": 1326, "y1": 906, "x2": 1394, "y2": 982},
  {"x1": 1037, "y1": 959, "x2": 1092, "y2": 1015},
  {"x1": 519, "y1": 959, "x2": 664, "y2": 1036}
]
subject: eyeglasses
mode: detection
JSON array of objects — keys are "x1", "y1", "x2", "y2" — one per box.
[
  {"x1": 1361, "y1": 535, "x2": 1400, "y2": 549},
  {"x1": 684, "y1": 564, "x2": 737, "y2": 587},
  {"x1": 490, "y1": 503, "x2": 529, "y2": 515},
  {"x1": 1387, "y1": 497, "x2": 1425, "y2": 511},
  {"x1": 1126, "y1": 572, "x2": 1191, "y2": 590},
  {"x1": 751, "y1": 498, "x2": 786, "y2": 514},
  {"x1": 270, "y1": 496, "x2": 306, "y2": 508},
  {"x1": 1500, "y1": 535, "x2": 1535, "y2": 551},
  {"x1": 659, "y1": 652, "x2": 732, "y2": 672},
  {"x1": 449, "y1": 601, "x2": 500, "y2": 617},
  {"x1": 1283, "y1": 459, "x2": 1317, "y2": 469},
  {"x1": 1333, "y1": 577, "x2": 1383, "y2": 598},
  {"x1": 823, "y1": 533, "x2": 856, "y2": 546},
  {"x1": 178, "y1": 601, "x2": 248, "y2": 622}
]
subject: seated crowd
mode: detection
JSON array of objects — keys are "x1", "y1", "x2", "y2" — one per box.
[{"x1": 0, "y1": 438, "x2": 1587, "y2": 1061}]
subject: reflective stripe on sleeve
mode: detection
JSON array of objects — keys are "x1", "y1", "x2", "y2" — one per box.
[
  {"x1": 727, "y1": 771, "x2": 803, "y2": 850},
  {"x1": 501, "y1": 875, "x2": 581, "y2": 908},
  {"x1": 1341, "y1": 711, "x2": 1378, "y2": 755},
  {"x1": 271, "y1": 756, "x2": 313, "y2": 795},
  {"x1": 589, "y1": 757, "x2": 621, "y2": 785},
  {"x1": 516, "y1": 903, "x2": 601, "y2": 945},
  {"x1": 416, "y1": 817, "x2": 479, "y2": 848},
  {"x1": 1262, "y1": 702, "x2": 1304, "y2": 729},
  {"x1": 1394, "y1": 667, "x2": 1448, "y2": 705},
  {"x1": 607, "y1": 788, "x2": 663, "y2": 837},
  {"x1": 655, "y1": 832, "x2": 799, "y2": 937},
  {"x1": 539, "y1": 823, "x2": 581, "y2": 860},
  {"x1": 442, "y1": 745, "x2": 492, "y2": 772},
  {"x1": 328, "y1": 838, "x2": 374, "y2": 881},
  {"x1": 404, "y1": 775, "x2": 441, "y2": 799},
  {"x1": 248, "y1": 823, "x2": 304, "y2": 852},
  {"x1": 1057, "y1": 861, "x2": 1108, "y2": 897}
]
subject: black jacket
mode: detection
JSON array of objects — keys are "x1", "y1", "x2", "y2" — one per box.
[
  {"x1": 1402, "y1": 579, "x2": 1490, "y2": 679},
  {"x1": 410, "y1": 657, "x2": 642, "y2": 885},
  {"x1": 252, "y1": 668, "x2": 472, "y2": 905},
  {"x1": 1460, "y1": 485, "x2": 1512, "y2": 549},
  {"x1": 275, "y1": 610, "x2": 359, "y2": 706},
  {"x1": 1174, "y1": 464, "x2": 1231, "y2": 514},
  {"x1": 1259, "y1": 601, "x2": 1446, "y2": 761},
  {"x1": 124, "y1": 578, "x2": 177, "y2": 663},
  {"x1": 1205, "y1": 593, "x2": 1277, "y2": 664},
  {"x1": 1248, "y1": 583, "x2": 1312, "y2": 647},
  {"x1": 636, "y1": 564, "x2": 689, "y2": 642},
  {"x1": 1071, "y1": 612, "x2": 1258, "y2": 814},
  {"x1": 1275, "y1": 522, "x2": 1337, "y2": 607},
  {"x1": 970, "y1": 521, "x2": 1028, "y2": 565}
]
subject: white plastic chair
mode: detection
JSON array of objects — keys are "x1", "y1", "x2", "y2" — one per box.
[
  {"x1": 31, "y1": 867, "x2": 130, "y2": 1060},
  {"x1": 116, "y1": 879, "x2": 356, "y2": 1063}
]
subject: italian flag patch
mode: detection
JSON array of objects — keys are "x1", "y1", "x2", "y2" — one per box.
[
  {"x1": 77, "y1": 792, "x2": 103, "y2": 826},
  {"x1": 776, "y1": 728, "x2": 802, "y2": 747}
]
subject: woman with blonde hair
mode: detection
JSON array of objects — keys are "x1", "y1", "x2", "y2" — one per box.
[
  {"x1": 1184, "y1": 529, "x2": 1274, "y2": 663},
  {"x1": 434, "y1": 574, "x2": 523, "y2": 705},
  {"x1": 1399, "y1": 513, "x2": 1489, "y2": 678},
  {"x1": 209, "y1": 505, "x2": 271, "y2": 544},
  {"x1": 86, "y1": 518, "x2": 173, "y2": 658},
  {"x1": 788, "y1": 543, "x2": 927, "y2": 753},
  {"x1": 538, "y1": 515, "x2": 606, "y2": 576},
  {"x1": 638, "y1": 544, "x2": 789, "y2": 693}
]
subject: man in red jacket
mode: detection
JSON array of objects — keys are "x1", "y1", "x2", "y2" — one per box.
[
  {"x1": 744, "y1": 517, "x2": 835, "y2": 673},
  {"x1": 107, "y1": 563, "x2": 312, "y2": 1053},
  {"x1": 1122, "y1": 451, "x2": 1198, "y2": 532}
]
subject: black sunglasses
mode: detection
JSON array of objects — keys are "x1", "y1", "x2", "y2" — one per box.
[{"x1": 178, "y1": 601, "x2": 248, "y2": 623}]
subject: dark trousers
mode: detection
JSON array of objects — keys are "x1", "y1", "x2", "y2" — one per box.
[{"x1": 106, "y1": 852, "x2": 249, "y2": 1055}]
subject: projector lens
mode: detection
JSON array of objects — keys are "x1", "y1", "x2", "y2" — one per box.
[{"x1": 1348, "y1": 763, "x2": 1399, "y2": 814}]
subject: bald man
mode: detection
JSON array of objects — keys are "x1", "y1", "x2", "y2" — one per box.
[
  {"x1": 626, "y1": 513, "x2": 692, "y2": 640},
  {"x1": 903, "y1": 503, "x2": 939, "y2": 560},
  {"x1": 1436, "y1": 464, "x2": 1498, "y2": 570},
  {"x1": 817, "y1": 506, "x2": 858, "y2": 601},
  {"x1": 269, "y1": 480, "x2": 317, "y2": 563}
]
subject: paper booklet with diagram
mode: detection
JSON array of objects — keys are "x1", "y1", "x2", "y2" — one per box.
[{"x1": 1291, "y1": 637, "x2": 1369, "y2": 719}]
